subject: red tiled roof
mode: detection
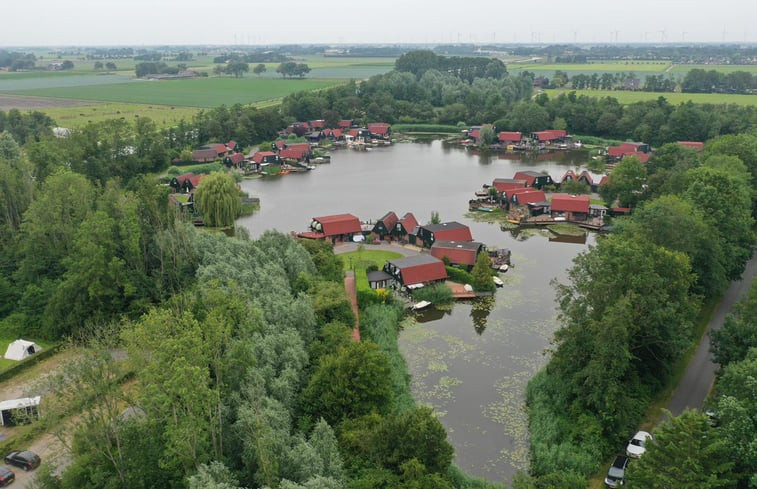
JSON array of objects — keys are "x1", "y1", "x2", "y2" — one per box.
[
  {"x1": 367, "y1": 122, "x2": 390, "y2": 135},
  {"x1": 513, "y1": 171, "x2": 539, "y2": 187},
  {"x1": 211, "y1": 143, "x2": 228, "y2": 155},
  {"x1": 286, "y1": 143, "x2": 311, "y2": 154},
  {"x1": 400, "y1": 212, "x2": 418, "y2": 232},
  {"x1": 599, "y1": 175, "x2": 610, "y2": 186},
  {"x1": 389, "y1": 255, "x2": 448, "y2": 285},
  {"x1": 511, "y1": 189, "x2": 547, "y2": 205},
  {"x1": 430, "y1": 241, "x2": 482, "y2": 267},
  {"x1": 339, "y1": 120, "x2": 353, "y2": 128},
  {"x1": 348, "y1": 129, "x2": 359, "y2": 138},
  {"x1": 310, "y1": 119, "x2": 325, "y2": 129},
  {"x1": 551, "y1": 194, "x2": 590, "y2": 213},
  {"x1": 274, "y1": 140, "x2": 287, "y2": 150},
  {"x1": 498, "y1": 131, "x2": 522, "y2": 143},
  {"x1": 279, "y1": 148, "x2": 307, "y2": 160},
  {"x1": 297, "y1": 231, "x2": 326, "y2": 239},
  {"x1": 608, "y1": 146, "x2": 637, "y2": 157},
  {"x1": 561, "y1": 170, "x2": 577, "y2": 182},
  {"x1": 252, "y1": 151, "x2": 277, "y2": 163},
  {"x1": 618, "y1": 142, "x2": 645, "y2": 152},
  {"x1": 227, "y1": 153, "x2": 244, "y2": 165},
  {"x1": 676, "y1": 141, "x2": 704, "y2": 151},
  {"x1": 178, "y1": 172, "x2": 204, "y2": 189},
  {"x1": 579, "y1": 171, "x2": 594, "y2": 185},
  {"x1": 378, "y1": 211, "x2": 399, "y2": 231},
  {"x1": 634, "y1": 153, "x2": 651, "y2": 163},
  {"x1": 331, "y1": 129, "x2": 343, "y2": 138},
  {"x1": 425, "y1": 222, "x2": 473, "y2": 242},
  {"x1": 532, "y1": 129, "x2": 567, "y2": 141},
  {"x1": 313, "y1": 214, "x2": 362, "y2": 237},
  {"x1": 469, "y1": 129, "x2": 481, "y2": 139},
  {"x1": 492, "y1": 178, "x2": 527, "y2": 193},
  {"x1": 227, "y1": 140, "x2": 237, "y2": 149}
]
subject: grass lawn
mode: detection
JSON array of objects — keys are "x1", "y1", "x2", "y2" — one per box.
[
  {"x1": 340, "y1": 249, "x2": 403, "y2": 291},
  {"x1": 542, "y1": 88, "x2": 757, "y2": 106},
  {"x1": 7, "y1": 77, "x2": 343, "y2": 108},
  {"x1": 0, "y1": 337, "x2": 56, "y2": 372}
]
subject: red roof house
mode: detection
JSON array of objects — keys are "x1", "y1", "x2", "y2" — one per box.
[
  {"x1": 561, "y1": 170, "x2": 577, "y2": 182},
  {"x1": 372, "y1": 211, "x2": 399, "y2": 238},
  {"x1": 367, "y1": 123, "x2": 391, "y2": 137},
  {"x1": 550, "y1": 194, "x2": 590, "y2": 220},
  {"x1": 210, "y1": 143, "x2": 229, "y2": 156},
  {"x1": 279, "y1": 148, "x2": 308, "y2": 160},
  {"x1": 399, "y1": 212, "x2": 419, "y2": 235},
  {"x1": 252, "y1": 151, "x2": 280, "y2": 164},
  {"x1": 225, "y1": 152, "x2": 245, "y2": 167},
  {"x1": 676, "y1": 141, "x2": 704, "y2": 151},
  {"x1": 310, "y1": 214, "x2": 362, "y2": 238},
  {"x1": 509, "y1": 188, "x2": 547, "y2": 205},
  {"x1": 578, "y1": 171, "x2": 594, "y2": 186},
  {"x1": 498, "y1": 131, "x2": 523, "y2": 143},
  {"x1": 192, "y1": 148, "x2": 218, "y2": 162},
  {"x1": 384, "y1": 254, "x2": 448, "y2": 286},
  {"x1": 431, "y1": 241, "x2": 484, "y2": 267},
  {"x1": 415, "y1": 222, "x2": 473, "y2": 247},
  {"x1": 309, "y1": 120, "x2": 326, "y2": 129},
  {"x1": 531, "y1": 130, "x2": 567, "y2": 142},
  {"x1": 338, "y1": 120, "x2": 354, "y2": 129},
  {"x1": 492, "y1": 178, "x2": 528, "y2": 193}
]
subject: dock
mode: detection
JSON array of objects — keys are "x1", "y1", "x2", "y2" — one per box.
[{"x1": 446, "y1": 281, "x2": 477, "y2": 299}]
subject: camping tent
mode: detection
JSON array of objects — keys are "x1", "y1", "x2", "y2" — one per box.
[
  {"x1": 0, "y1": 396, "x2": 41, "y2": 426},
  {"x1": 4, "y1": 339, "x2": 42, "y2": 361}
]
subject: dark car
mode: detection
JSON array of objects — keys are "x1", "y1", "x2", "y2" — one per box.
[
  {"x1": 4, "y1": 450, "x2": 40, "y2": 471},
  {"x1": 0, "y1": 466, "x2": 13, "y2": 487},
  {"x1": 604, "y1": 455, "x2": 629, "y2": 487}
]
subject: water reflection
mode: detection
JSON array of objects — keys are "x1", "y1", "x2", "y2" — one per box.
[
  {"x1": 237, "y1": 141, "x2": 595, "y2": 483},
  {"x1": 548, "y1": 232, "x2": 588, "y2": 244}
]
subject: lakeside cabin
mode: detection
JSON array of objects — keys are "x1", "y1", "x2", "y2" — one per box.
[
  {"x1": 513, "y1": 171, "x2": 555, "y2": 190},
  {"x1": 298, "y1": 214, "x2": 362, "y2": 243},
  {"x1": 550, "y1": 194, "x2": 591, "y2": 222},
  {"x1": 431, "y1": 241, "x2": 485, "y2": 269},
  {"x1": 411, "y1": 221, "x2": 473, "y2": 248},
  {"x1": 372, "y1": 211, "x2": 399, "y2": 240},
  {"x1": 384, "y1": 254, "x2": 448, "y2": 288}
]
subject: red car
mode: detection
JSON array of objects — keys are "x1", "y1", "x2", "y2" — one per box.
[{"x1": 0, "y1": 466, "x2": 14, "y2": 486}]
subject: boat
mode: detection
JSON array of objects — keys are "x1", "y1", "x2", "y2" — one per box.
[
  {"x1": 411, "y1": 300, "x2": 432, "y2": 311},
  {"x1": 499, "y1": 264, "x2": 509, "y2": 273},
  {"x1": 492, "y1": 276, "x2": 504, "y2": 287}
]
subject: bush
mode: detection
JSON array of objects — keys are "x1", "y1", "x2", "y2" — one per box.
[
  {"x1": 412, "y1": 283, "x2": 453, "y2": 305},
  {"x1": 445, "y1": 266, "x2": 473, "y2": 285}
]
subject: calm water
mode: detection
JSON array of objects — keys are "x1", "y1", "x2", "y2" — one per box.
[{"x1": 238, "y1": 141, "x2": 595, "y2": 483}]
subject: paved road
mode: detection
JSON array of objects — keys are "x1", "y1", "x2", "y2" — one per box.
[{"x1": 667, "y1": 251, "x2": 757, "y2": 416}]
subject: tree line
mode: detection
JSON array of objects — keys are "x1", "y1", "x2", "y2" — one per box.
[{"x1": 520, "y1": 133, "x2": 757, "y2": 487}]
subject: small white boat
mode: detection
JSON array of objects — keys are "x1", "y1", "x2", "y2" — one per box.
[
  {"x1": 499, "y1": 264, "x2": 509, "y2": 273},
  {"x1": 493, "y1": 276, "x2": 504, "y2": 287},
  {"x1": 411, "y1": 300, "x2": 432, "y2": 311}
]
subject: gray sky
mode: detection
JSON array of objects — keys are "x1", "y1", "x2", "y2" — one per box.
[{"x1": 4, "y1": 0, "x2": 756, "y2": 46}]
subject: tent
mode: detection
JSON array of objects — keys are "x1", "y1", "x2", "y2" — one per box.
[{"x1": 4, "y1": 339, "x2": 42, "y2": 361}]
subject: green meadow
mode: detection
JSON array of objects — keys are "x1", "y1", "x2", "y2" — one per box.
[
  {"x1": 542, "y1": 88, "x2": 757, "y2": 106},
  {"x1": 7, "y1": 77, "x2": 343, "y2": 108}
]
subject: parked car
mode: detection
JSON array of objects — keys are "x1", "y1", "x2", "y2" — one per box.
[
  {"x1": 0, "y1": 466, "x2": 13, "y2": 487},
  {"x1": 626, "y1": 430, "x2": 653, "y2": 458},
  {"x1": 4, "y1": 450, "x2": 40, "y2": 471},
  {"x1": 605, "y1": 455, "x2": 629, "y2": 487}
]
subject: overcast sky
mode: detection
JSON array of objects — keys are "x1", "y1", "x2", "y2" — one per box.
[{"x1": 3, "y1": 0, "x2": 756, "y2": 46}]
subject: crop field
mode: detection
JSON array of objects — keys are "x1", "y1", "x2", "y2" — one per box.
[
  {"x1": 509, "y1": 62, "x2": 672, "y2": 73},
  {"x1": 5, "y1": 77, "x2": 343, "y2": 108},
  {"x1": 542, "y1": 88, "x2": 757, "y2": 106},
  {"x1": 42, "y1": 103, "x2": 201, "y2": 129}
]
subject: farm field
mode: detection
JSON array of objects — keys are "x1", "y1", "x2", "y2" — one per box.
[
  {"x1": 508, "y1": 62, "x2": 672, "y2": 72},
  {"x1": 5, "y1": 77, "x2": 343, "y2": 108},
  {"x1": 542, "y1": 88, "x2": 757, "y2": 106},
  {"x1": 42, "y1": 102, "x2": 201, "y2": 129},
  {"x1": 668, "y1": 63, "x2": 757, "y2": 73}
]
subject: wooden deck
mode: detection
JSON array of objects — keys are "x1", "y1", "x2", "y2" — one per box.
[{"x1": 446, "y1": 281, "x2": 477, "y2": 299}]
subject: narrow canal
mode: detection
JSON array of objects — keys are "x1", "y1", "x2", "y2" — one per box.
[{"x1": 238, "y1": 140, "x2": 596, "y2": 483}]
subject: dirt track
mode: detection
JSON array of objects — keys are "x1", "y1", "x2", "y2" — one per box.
[{"x1": 0, "y1": 94, "x2": 92, "y2": 110}]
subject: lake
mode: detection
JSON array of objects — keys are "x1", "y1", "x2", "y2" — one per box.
[{"x1": 238, "y1": 140, "x2": 596, "y2": 483}]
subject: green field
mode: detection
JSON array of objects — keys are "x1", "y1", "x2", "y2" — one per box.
[
  {"x1": 542, "y1": 88, "x2": 757, "y2": 106},
  {"x1": 509, "y1": 62, "x2": 672, "y2": 73},
  {"x1": 41, "y1": 103, "x2": 201, "y2": 129},
  {"x1": 7, "y1": 77, "x2": 343, "y2": 108}
]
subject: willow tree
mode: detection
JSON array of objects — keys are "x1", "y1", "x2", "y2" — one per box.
[{"x1": 194, "y1": 172, "x2": 241, "y2": 227}]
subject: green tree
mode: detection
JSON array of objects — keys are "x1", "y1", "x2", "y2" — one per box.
[
  {"x1": 560, "y1": 179, "x2": 590, "y2": 195},
  {"x1": 253, "y1": 63, "x2": 266, "y2": 76},
  {"x1": 599, "y1": 156, "x2": 647, "y2": 207},
  {"x1": 471, "y1": 251, "x2": 495, "y2": 292},
  {"x1": 625, "y1": 410, "x2": 735, "y2": 489},
  {"x1": 302, "y1": 341, "x2": 393, "y2": 426},
  {"x1": 105, "y1": 61, "x2": 117, "y2": 71},
  {"x1": 226, "y1": 61, "x2": 249, "y2": 78},
  {"x1": 194, "y1": 171, "x2": 241, "y2": 227},
  {"x1": 93, "y1": 61, "x2": 104, "y2": 70},
  {"x1": 429, "y1": 211, "x2": 441, "y2": 225},
  {"x1": 711, "y1": 280, "x2": 757, "y2": 367}
]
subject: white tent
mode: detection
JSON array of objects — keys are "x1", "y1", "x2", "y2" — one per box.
[
  {"x1": 0, "y1": 396, "x2": 41, "y2": 426},
  {"x1": 4, "y1": 339, "x2": 42, "y2": 361}
]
